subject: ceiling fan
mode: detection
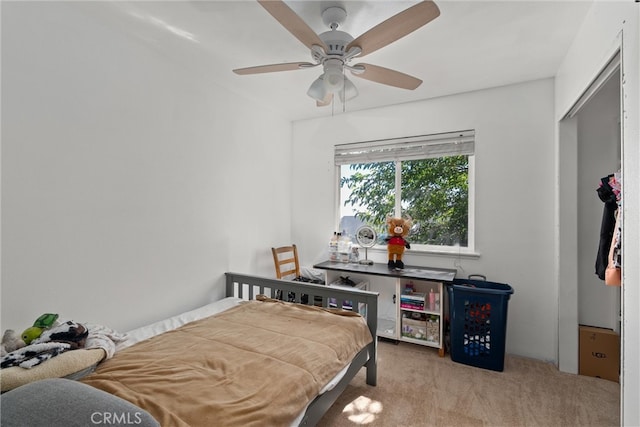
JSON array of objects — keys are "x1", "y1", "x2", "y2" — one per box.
[{"x1": 233, "y1": 1, "x2": 440, "y2": 106}]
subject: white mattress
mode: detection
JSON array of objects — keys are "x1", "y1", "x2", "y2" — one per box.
[{"x1": 115, "y1": 297, "x2": 355, "y2": 426}]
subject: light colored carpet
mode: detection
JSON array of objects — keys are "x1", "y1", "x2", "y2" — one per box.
[{"x1": 317, "y1": 341, "x2": 619, "y2": 427}]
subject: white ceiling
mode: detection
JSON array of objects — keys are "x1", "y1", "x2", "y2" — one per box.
[{"x1": 83, "y1": 0, "x2": 593, "y2": 121}]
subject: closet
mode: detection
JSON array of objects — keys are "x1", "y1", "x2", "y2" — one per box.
[{"x1": 576, "y1": 66, "x2": 621, "y2": 333}]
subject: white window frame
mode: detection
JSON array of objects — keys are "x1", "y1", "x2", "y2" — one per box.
[{"x1": 335, "y1": 130, "x2": 477, "y2": 257}]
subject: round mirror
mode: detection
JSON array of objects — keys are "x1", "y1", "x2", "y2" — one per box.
[{"x1": 355, "y1": 225, "x2": 377, "y2": 265}]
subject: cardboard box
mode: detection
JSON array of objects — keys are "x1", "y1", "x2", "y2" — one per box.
[{"x1": 579, "y1": 325, "x2": 620, "y2": 382}]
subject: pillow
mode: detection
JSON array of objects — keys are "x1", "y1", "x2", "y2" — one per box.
[
  {"x1": 1, "y1": 378, "x2": 159, "y2": 427},
  {"x1": 0, "y1": 348, "x2": 105, "y2": 392}
]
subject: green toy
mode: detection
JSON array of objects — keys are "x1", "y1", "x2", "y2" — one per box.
[{"x1": 21, "y1": 313, "x2": 59, "y2": 345}]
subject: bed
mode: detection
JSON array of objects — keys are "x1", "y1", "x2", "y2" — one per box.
[{"x1": 80, "y1": 272, "x2": 379, "y2": 427}]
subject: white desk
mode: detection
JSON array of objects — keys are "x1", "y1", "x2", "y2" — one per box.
[{"x1": 314, "y1": 261, "x2": 457, "y2": 356}]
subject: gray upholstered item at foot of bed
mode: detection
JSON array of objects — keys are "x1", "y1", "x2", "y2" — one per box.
[{"x1": 0, "y1": 378, "x2": 159, "y2": 427}]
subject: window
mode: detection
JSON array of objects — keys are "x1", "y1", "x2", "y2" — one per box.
[{"x1": 336, "y1": 130, "x2": 475, "y2": 253}]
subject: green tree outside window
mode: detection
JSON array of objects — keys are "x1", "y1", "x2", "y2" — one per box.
[{"x1": 340, "y1": 155, "x2": 469, "y2": 247}]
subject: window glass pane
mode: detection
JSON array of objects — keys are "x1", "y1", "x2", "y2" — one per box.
[
  {"x1": 339, "y1": 156, "x2": 469, "y2": 248},
  {"x1": 340, "y1": 162, "x2": 394, "y2": 242},
  {"x1": 402, "y1": 156, "x2": 468, "y2": 246}
]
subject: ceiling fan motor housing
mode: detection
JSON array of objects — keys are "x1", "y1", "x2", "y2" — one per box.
[{"x1": 316, "y1": 30, "x2": 354, "y2": 60}]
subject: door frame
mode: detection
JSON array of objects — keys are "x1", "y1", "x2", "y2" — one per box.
[{"x1": 557, "y1": 42, "x2": 621, "y2": 374}]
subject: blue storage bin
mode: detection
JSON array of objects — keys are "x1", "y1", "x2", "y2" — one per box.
[{"x1": 447, "y1": 278, "x2": 514, "y2": 372}]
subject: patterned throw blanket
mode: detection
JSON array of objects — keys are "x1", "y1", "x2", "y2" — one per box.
[{"x1": 1, "y1": 322, "x2": 88, "y2": 369}]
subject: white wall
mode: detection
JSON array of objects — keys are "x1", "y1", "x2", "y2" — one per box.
[
  {"x1": 292, "y1": 79, "x2": 558, "y2": 362},
  {"x1": 555, "y1": 1, "x2": 639, "y2": 424},
  {"x1": 1, "y1": 2, "x2": 292, "y2": 333}
]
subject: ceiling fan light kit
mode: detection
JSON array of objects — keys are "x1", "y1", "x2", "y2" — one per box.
[
  {"x1": 339, "y1": 77, "x2": 358, "y2": 102},
  {"x1": 234, "y1": 1, "x2": 441, "y2": 108},
  {"x1": 323, "y1": 59, "x2": 346, "y2": 90},
  {"x1": 307, "y1": 76, "x2": 326, "y2": 101}
]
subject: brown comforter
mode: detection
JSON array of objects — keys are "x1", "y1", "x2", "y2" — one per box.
[{"x1": 81, "y1": 299, "x2": 372, "y2": 426}]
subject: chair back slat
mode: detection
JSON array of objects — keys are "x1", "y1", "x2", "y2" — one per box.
[{"x1": 271, "y1": 244, "x2": 300, "y2": 280}]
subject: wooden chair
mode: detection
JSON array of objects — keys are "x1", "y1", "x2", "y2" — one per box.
[{"x1": 271, "y1": 244, "x2": 300, "y2": 280}]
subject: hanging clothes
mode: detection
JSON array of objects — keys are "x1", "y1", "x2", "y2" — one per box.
[
  {"x1": 605, "y1": 208, "x2": 622, "y2": 286},
  {"x1": 595, "y1": 175, "x2": 618, "y2": 280},
  {"x1": 609, "y1": 171, "x2": 622, "y2": 202}
]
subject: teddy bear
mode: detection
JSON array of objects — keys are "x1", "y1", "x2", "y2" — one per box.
[
  {"x1": 385, "y1": 215, "x2": 412, "y2": 270},
  {"x1": 0, "y1": 329, "x2": 25, "y2": 357}
]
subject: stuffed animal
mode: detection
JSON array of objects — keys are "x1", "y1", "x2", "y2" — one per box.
[
  {"x1": 21, "y1": 313, "x2": 59, "y2": 345},
  {"x1": 0, "y1": 329, "x2": 25, "y2": 357},
  {"x1": 385, "y1": 215, "x2": 412, "y2": 270}
]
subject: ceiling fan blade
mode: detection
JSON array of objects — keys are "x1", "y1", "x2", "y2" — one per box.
[
  {"x1": 233, "y1": 62, "x2": 316, "y2": 75},
  {"x1": 317, "y1": 93, "x2": 333, "y2": 107},
  {"x1": 257, "y1": 0, "x2": 328, "y2": 51},
  {"x1": 346, "y1": 1, "x2": 440, "y2": 57},
  {"x1": 351, "y1": 63, "x2": 422, "y2": 90}
]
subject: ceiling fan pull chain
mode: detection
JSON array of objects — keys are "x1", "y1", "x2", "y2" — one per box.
[{"x1": 342, "y1": 70, "x2": 347, "y2": 113}]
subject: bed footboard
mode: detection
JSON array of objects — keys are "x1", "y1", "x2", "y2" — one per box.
[{"x1": 225, "y1": 272, "x2": 378, "y2": 386}]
